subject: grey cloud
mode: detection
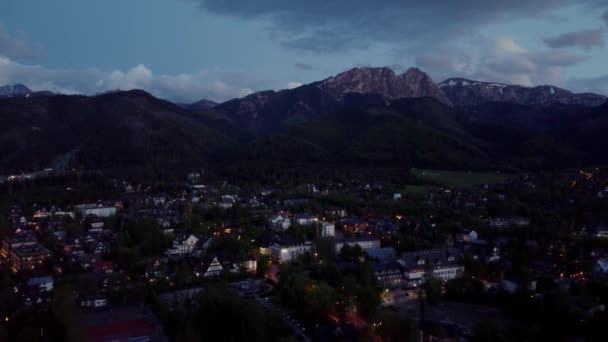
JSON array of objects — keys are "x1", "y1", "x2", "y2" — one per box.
[
  {"x1": 543, "y1": 28, "x2": 605, "y2": 50},
  {"x1": 0, "y1": 24, "x2": 44, "y2": 59},
  {"x1": 192, "y1": 0, "x2": 605, "y2": 53},
  {"x1": 294, "y1": 62, "x2": 313, "y2": 71},
  {"x1": 414, "y1": 37, "x2": 586, "y2": 87},
  {"x1": 568, "y1": 74, "x2": 608, "y2": 95},
  {"x1": 279, "y1": 29, "x2": 370, "y2": 54},
  {"x1": 603, "y1": 10, "x2": 608, "y2": 26},
  {"x1": 0, "y1": 57, "x2": 271, "y2": 103}
]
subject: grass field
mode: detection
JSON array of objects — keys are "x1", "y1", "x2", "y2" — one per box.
[
  {"x1": 401, "y1": 185, "x2": 433, "y2": 196},
  {"x1": 411, "y1": 168, "x2": 510, "y2": 188}
]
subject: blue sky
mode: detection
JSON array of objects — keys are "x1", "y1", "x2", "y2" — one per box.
[{"x1": 1, "y1": 0, "x2": 607, "y2": 102}]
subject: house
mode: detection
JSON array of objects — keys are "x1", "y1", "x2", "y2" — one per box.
[
  {"x1": 165, "y1": 234, "x2": 199, "y2": 257},
  {"x1": 77, "y1": 253, "x2": 102, "y2": 271},
  {"x1": 195, "y1": 256, "x2": 223, "y2": 277},
  {"x1": 223, "y1": 256, "x2": 257, "y2": 274},
  {"x1": 295, "y1": 213, "x2": 317, "y2": 226},
  {"x1": 373, "y1": 262, "x2": 404, "y2": 289},
  {"x1": 218, "y1": 195, "x2": 237, "y2": 209},
  {"x1": 16, "y1": 285, "x2": 52, "y2": 308},
  {"x1": 340, "y1": 218, "x2": 369, "y2": 233},
  {"x1": 145, "y1": 259, "x2": 165, "y2": 279},
  {"x1": 335, "y1": 237, "x2": 381, "y2": 253},
  {"x1": 270, "y1": 240, "x2": 313, "y2": 263},
  {"x1": 463, "y1": 241, "x2": 501, "y2": 263},
  {"x1": 398, "y1": 248, "x2": 464, "y2": 287},
  {"x1": 95, "y1": 260, "x2": 114, "y2": 274},
  {"x1": 269, "y1": 211, "x2": 291, "y2": 231},
  {"x1": 325, "y1": 208, "x2": 347, "y2": 218},
  {"x1": 459, "y1": 230, "x2": 479, "y2": 242},
  {"x1": 88, "y1": 221, "x2": 104, "y2": 233},
  {"x1": 320, "y1": 221, "x2": 335, "y2": 237},
  {"x1": 80, "y1": 294, "x2": 108, "y2": 310}
]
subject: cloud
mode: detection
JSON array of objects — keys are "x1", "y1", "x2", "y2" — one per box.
[
  {"x1": 0, "y1": 24, "x2": 44, "y2": 59},
  {"x1": 543, "y1": 28, "x2": 605, "y2": 50},
  {"x1": 192, "y1": 0, "x2": 607, "y2": 53},
  {"x1": 568, "y1": 74, "x2": 608, "y2": 95},
  {"x1": 294, "y1": 62, "x2": 313, "y2": 71},
  {"x1": 603, "y1": 10, "x2": 608, "y2": 27},
  {"x1": 0, "y1": 57, "x2": 263, "y2": 102},
  {"x1": 415, "y1": 36, "x2": 587, "y2": 87},
  {"x1": 287, "y1": 81, "x2": 302, "y2": 89}
]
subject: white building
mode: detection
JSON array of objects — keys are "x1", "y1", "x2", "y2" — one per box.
[
  {"x1": 296, "y1": 214, "x2": 317, "y2": 226},
  {"x1": 270, "y1": 241, "x2": 312, "y2": 263},
  {"x1": 202, "y1": 257, "x2": 223, "y2": 277},
  {"x1": 75, "y1": 204, "x2": 117, "y2": 218},
  {"x1": 398, "y1": 248, "x2": 464, "y2": 287},
  {"x1": 80, "y1": 295, "x2": 108, "y2": 309},
  {"x1": 335, "y1": 237, "x2": 381, "y2": 253},
  {"x1": 166, "y1": 235, "x2": 199, "y2": 257},
  {"x1": 320, "y1": 221, "x2": 335, "y2": 237},
  {"x1": 269, "y1": 211, "x2": 291, "y2": 231},
  {"x1": 595, "y1": 226, "x2": 608, "y2": 239}
]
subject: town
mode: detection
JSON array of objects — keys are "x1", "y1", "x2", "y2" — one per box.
[{"x1": 1, "y1": 167, "x2": 608, "y2": 341}]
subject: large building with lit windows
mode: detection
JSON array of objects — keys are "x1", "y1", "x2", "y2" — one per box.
[
  {"x1": 270, "y1": 240, "x2": 313, "y2": 263},
  {"x1": 397, "y1": 248, "x2": 464, "y2": 287},
  {"x1": 1, "y1": 233, "x2": 51, "y2": 273}
]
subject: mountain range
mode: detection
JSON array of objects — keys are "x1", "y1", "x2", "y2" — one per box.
[
  {"x1": 1, "y1": 66, "x2": 607, "y2": 177},
  {"x1": 0, "y1": 84, "x2": 55, "y2": 99}
]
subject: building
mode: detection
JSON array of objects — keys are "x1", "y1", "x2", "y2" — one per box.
[
  {"x1": 196, "y1": 256, "x2": 224, "y2": 277},
  {"x1": 459, "y1": 230, "x2": 479, "y2": 242},
  {"x1": 165, "y1": 234, "x2": 199, "y2": 257},
  {"x1": 488, "y1": 217, "x2": 530, "y2": 229},
  {"x1": 9, "y1": 244, "x2": 52, "y2": 272},
  {"x1": 80, "y1": 295, "x2": 109, "y2": 310},
  {"x1": 270, "y1": 241, "x2": 313, "y2": 263},
  {"x1": 594, "y1": 226, "x2": 608, "y2": 239},
  {"x1": 325, "y1": 208, "x2": 347, "y2": 218},
  {"x1": 335, "y1": 237, "x2": 381, "y2": 253},
  {"x1": 1, "y1": 233, "x2": 37, "y2": 258},
  {"x1": 340, "y1": 218, "x2": 370, "y2": 233},
  {"x1": 398, "y1": 248, "x2": 464, "y2": 287},
  {"x1": 320, "y1": 221, "x2": 335, "y2": 237},
  {"x1": 296, "y1": 214, "x2": 317, "y2": 226},
  {"x1": 26, "y1": 276, "x2": 54, "y2": 292},
  {"x1": 594, "y1": 258, "x2": 608, "y2": 273},
  {"x1": 2, "y1": 234, "x2": 51, "y2": 273},
  {"x1": 366, "y1": 247, "x2": 397, "y2": 263},
  {"x1": 269, "y1": 211, "x2": 291, "y2": 231},
  {"x1": 373, "y1": 262, "x2": 404, "y2": 289},
  {"x1": 75, "y1": 204, "x2": 117, "y2": 218}
]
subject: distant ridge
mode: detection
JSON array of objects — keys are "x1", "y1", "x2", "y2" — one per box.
[{"x1": 439, "y1": 77, "x2": 606, "y2": 107}]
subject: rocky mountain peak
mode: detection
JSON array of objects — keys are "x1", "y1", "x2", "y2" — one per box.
[{"x1": 312, "y1": 66, "x2": 451, "y2": 105}]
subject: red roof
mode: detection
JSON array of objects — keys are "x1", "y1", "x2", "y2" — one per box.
[{"x1": 84, "y1": 318, "x2": 153, "y2": 342}]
